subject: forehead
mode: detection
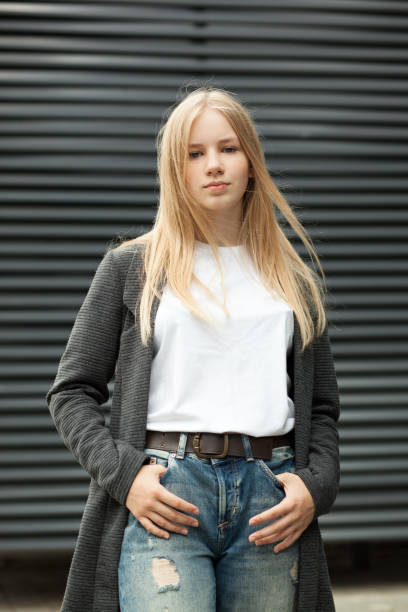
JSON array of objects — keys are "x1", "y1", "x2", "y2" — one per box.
[
  {"x1": 188, "y1": 136, "x2": 240, "y2": 147},
  {"x1": 188, "y1": 108, "x2": 239, "y2": 145}
]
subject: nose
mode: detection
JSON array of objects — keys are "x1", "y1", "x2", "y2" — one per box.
[{"x1": 205, "y1": 150, "x2": 224, "y2": 175}]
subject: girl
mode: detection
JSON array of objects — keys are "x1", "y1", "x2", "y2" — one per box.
[{"x1": 46, "y1": 86, "x2": 340, "y2": 612}]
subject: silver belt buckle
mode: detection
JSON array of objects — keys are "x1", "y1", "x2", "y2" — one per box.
[{"x1": 192, "y1": 433, "x2": 229, "y2": 458}]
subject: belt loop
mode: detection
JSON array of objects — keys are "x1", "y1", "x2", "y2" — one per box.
[
  {"x1": 176, "y1": 432, "x2": 188, "y2": 459},
  {"x1": 241, "y1": 434, "x2": 255, "y2": 462}
]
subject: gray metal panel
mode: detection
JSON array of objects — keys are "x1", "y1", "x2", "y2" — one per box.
[{"x1": 1, "y1": 0, "x2": 407, "y2": 551}]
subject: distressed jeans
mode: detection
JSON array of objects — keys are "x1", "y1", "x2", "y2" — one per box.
[{"x1": 118, "y1": 433, "x2": 299, "y2": 612}]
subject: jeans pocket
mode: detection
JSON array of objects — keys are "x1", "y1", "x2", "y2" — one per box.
[
  {"x1": 143, "y1": 448, "x2": 176, "y2": 484},
  {"x1": 256, "y1": 459, "x2": 285, "y2": 489},
  {"x1": 256, "y1": 446, "x2": 296, "y2": 489}
]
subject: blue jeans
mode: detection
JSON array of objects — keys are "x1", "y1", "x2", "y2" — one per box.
[{"x1": 118, "y1": 433, "x2": 299, "y2": 611}]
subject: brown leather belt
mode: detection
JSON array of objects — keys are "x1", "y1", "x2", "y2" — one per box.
[{"x1": 144, "y1": 430, "x2": 295, "y2": 460}]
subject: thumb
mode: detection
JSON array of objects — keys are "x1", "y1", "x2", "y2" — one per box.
[
  {"x1": 144, "y1": 462, "x2": 167, "y2": 480},
  {"x1": 156, "y1": 464, "x2": 168, "y2": 478},
  {"x1": 275, "y1": 472, "x2": 290, "y2": 487}
]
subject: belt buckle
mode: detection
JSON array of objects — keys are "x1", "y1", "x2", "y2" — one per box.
[{"x1": 192, "y1": 433, "x2": 229, "y2": 459}]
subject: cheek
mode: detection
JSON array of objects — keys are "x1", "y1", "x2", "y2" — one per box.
[
  {"x1": 235, "y1": 165, "x2": 250, "y2": 185},
  {"x1": 234, "y1": 156, "x2": 250, "y2": 177},
  {"x1": 185, "y1": 168, "x2": 197, "y2": 189}
]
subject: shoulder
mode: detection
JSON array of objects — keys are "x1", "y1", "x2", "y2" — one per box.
[
  {"x1": 87, "y1": 237, "x2": 148, "y2": 299},
  {"x1": 107, "y1": 235, "x2": 149, "y2": 273}
]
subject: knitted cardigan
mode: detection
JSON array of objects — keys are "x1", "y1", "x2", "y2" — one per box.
[{"x1": 45, "y1": 243, "x2": 340, "y2": 611}]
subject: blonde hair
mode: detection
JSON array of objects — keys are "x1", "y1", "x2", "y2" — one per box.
[{"x1": 116, "y1": 85, "x2": 328, "y2": 352}]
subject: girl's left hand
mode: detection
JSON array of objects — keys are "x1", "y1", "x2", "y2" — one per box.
[{"x1": 248, "y1": 473, "x2": 315, "y2": 553}]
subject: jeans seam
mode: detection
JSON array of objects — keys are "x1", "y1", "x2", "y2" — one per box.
[{"x1": 257, "y1": 459, "x2": 285, "y2": 488}]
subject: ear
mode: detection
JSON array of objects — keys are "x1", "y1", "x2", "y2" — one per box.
[{"x1": 248, "y1": 165, "x2": 254, "y2": 178}]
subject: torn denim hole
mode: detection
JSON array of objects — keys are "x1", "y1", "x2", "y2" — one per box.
[
  {"x1": 290, "y1": 558, "x2": 299, "y2": 585},
  {"x1": 152, "y1": 556, "x2": 180, "y2": 593}
]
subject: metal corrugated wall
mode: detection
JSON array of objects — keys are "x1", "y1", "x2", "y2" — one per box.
[{"x1": 1, "y1": 0, "x2": 407, "y2": 552}]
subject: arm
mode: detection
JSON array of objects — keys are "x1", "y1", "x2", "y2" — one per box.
[
  {"x1": 45, "y1": 248, "x2": 149, "y2": 507},
  {"x1": 294, "y1": 321, "x2": 341, "y2": 519}
]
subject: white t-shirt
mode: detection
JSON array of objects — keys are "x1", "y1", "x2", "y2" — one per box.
[{"x1": 146, "y1": 240, "x2": 295, "y2": 437}]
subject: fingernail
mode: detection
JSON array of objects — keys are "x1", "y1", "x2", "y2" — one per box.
[{"x1": 182, "y1": 528, "x2": 188, "y2": 535}]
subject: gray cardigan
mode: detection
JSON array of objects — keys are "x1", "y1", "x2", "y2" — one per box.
[{"x1": 46, "y1": 243, "x2": 340, "y2": 611}]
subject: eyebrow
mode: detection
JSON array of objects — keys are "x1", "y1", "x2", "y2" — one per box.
[{"x1": 188, "y1": 137, "x2": 239, "y2": 147}]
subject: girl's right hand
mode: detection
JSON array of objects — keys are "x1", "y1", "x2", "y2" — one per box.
[{"x1": 125, "y1": 464, "x2": 200, "y2": 538}]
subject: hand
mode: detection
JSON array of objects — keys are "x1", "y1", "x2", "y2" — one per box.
[
  {"x1": 125, "y1": 464, "x2": 200, "y2": 539},
  {"x1": 248, "y1": 472, "x2": 315, "y2": 553}
]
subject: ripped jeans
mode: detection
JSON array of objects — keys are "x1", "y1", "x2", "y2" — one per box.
[{"x1": 118, "y1": 433, "x2": 299, "y2": 612}]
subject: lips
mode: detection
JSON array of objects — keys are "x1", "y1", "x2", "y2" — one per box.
[
  {"x1": 206, "y1": 183, "x2": 229, "y2": 192},
  {"x1": 205, "y1": 182, "x2": 229, "y2": 187}
]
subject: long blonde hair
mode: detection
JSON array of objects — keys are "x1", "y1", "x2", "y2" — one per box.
[{"x1": 116, "y1": 86, "x2": 328, "y2": 352}]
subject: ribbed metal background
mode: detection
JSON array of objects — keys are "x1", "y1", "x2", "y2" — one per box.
[{"x1": 1, "y1": 0, "x2": 407, "y2": 552}]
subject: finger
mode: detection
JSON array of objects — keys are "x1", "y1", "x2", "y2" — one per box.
[
  {"x1": 257, "y1": 529, "x2": 300, "y2": 551},
  {"x1": 273, "y1": 531, "x2": 300, "y2": 553},
  {"x1": 253, "y1": 513, "x2": 295, "y2": 541},
  {"x1": 275, "y1": 471, "x2": 295, "y2": 486},
  {"x1": 148, "y1": 510, "x2": 190, "y2": 536},
  {"x1": 137, "y1": 515, "x2": 170, "y2": 540},
  {"x1": 252, "y1": 521, "x2": 295, "y2": 545},
  {"x1": 153, "y1": 499, "x2": 200, "y2": 528},
  {"x1": 158, "y1": 485, "x2": 200, "y2": 517},
  {"x1": 249, "y1": 499, "x2": 289, "y2": 525},
  {"x1": 249, "y1": 510, "x2": 294, "y2": 538},
  {"x1": 249, "y1": 525, "x2": 276, "y2": 542}
]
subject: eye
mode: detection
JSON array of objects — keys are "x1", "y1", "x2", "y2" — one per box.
[{"x1": 188, "y1": 147, "x2": 237, "y2": 159}]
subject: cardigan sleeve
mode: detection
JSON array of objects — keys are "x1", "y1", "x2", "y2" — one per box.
[
  {"x1": 294, "y1": 321, "x2": 341, "y2": 519},
  {"x1": 45, "y1": 248, "x2": 150, "y2": 507}
]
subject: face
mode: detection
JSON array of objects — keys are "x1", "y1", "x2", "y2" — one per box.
[{"x1": 185, "y1": 108, "x2": 253, "y2": 222}]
